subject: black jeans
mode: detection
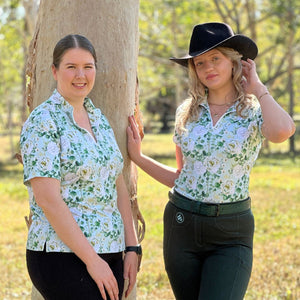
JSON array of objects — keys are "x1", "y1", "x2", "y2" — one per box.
[
  {"x1": 26, "y1": 248, "x2": 124, "y2": 300},
  {"x1": 163, "y1": 201, "x2": 255, "y2": 300}
]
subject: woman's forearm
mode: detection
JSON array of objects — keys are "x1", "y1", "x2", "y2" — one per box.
[
  {"x1": 127, "y1": 115, "x2": 180, "y2": 188},
  {"x1": 255, "y1": 85, "x2": 296, "y2": 143},
  {"x1": 134, "y1": 153, "x2": 180, "y2": 188},
  {"x1": 242, "y1": 60, "x2": 295, "y2": 143}
]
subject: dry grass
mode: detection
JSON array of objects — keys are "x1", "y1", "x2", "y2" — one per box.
[
  {"x1": 0, "y1": 163, "x2": 31, "y2": 299},
  {"x1": 0, "y1": 133, "x2": 299, "y2": 299}
]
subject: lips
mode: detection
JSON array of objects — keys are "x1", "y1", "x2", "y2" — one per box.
[
  {"x1": 206, "y1": 74, "x2": 218, "y2": 80},
  {"x1": 72, "y1": 83, "x2": 87, "y2": 88}
]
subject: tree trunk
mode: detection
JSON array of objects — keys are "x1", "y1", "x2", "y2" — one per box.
[
  {"x1": 21, "y1": 0, "x2": 39, "y2": 124},
  {"x1": 7, "y1": 99, "x2": 15, "y2": 158},
  {"x1": 287, "y1": 0, "x2": 295, "y2": 156},
  {"x1": 25, "y1": 1, "x2": 144, "y2": 299}
]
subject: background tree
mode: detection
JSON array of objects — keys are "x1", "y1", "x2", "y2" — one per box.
[
  {"x1": 138, "y1": 0, "x2": 215, "y2": 132},
  {"x1": 263, "y1": 0, "x2": 300, "y2": 155},
  {"x1": 0, "y1": 0, "x2": 38, "y2": 157},
  {"x1": 24, "y1": 0, "x2": 144, "y2": 299},
  {"x1": 0, "y1": 0, "x2": 25, "y2": 156}
]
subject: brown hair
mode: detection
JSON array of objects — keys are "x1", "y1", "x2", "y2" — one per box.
[{"x1": 52, "y1": 34, "x2": 97, "y2": 69}]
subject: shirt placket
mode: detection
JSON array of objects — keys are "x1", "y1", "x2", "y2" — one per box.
[
  {"x1": 206, "y1": 125, "x2": 214, "y2": 198},
  {"x1": 201, "y1": 110, "x2": 214, "y2": 199}
]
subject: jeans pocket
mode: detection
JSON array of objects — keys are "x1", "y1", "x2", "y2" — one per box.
[
  {"x1": 214, "y1": 214, "x2": 240, "y2": 235},
  {"x1": 212, "y1": 209, "x2": 254, "y2": 247}
]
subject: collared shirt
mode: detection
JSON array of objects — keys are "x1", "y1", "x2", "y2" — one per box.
[
  {"x1": 173, "y1": 100, "x2": 264, "y2": 203},
  {"x1": 20, "y1": 90, "x2": 125, "y2": 253}
]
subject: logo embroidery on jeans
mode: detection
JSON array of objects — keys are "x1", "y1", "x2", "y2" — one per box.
[{"x1": 175, "y1": 212, "x2": 184, "y2": 224}]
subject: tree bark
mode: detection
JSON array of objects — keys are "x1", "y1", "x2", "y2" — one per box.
[
  {"x1": 25, "y1": 1, "x2": 144, "y2": 299},
  {"x1": 287, "y1": 0, "x2": 295, "y2": 156},
  {"x1": 21, "y1": 0, "x2": 39, "y2": 124}
]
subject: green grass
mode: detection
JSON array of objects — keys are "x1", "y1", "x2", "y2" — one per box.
[{"x1": 0, "y1": 133, "x2": 299, "y2": 299}]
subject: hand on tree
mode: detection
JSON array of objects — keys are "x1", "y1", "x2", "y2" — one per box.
[{"x1": 127, "y1": 115, "x2": 143, "y2": 164}]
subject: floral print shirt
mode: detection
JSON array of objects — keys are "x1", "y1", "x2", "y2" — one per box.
[
  {"x1": 173, "y1": 100, "x2": 264, "y2": 203},
  {"x1": 20, "y1": 90, "x2": 125, "y2": 253}
]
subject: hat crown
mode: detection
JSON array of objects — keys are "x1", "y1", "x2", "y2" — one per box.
[
  {"x1": 169, "y1": 22, "x2": 258, "y2": 67},
  {"x1": 189, "y1": 23, "x2": 234, "y2": 55}
]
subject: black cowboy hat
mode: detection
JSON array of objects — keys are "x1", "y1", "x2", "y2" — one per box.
[{"x1": 170, "y1": 22, "x2": 258, "y2": 67}]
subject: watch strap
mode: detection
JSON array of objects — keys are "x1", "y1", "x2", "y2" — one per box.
[{"x1": 124, "y1": 245, "x2": 142, "y2": 255}]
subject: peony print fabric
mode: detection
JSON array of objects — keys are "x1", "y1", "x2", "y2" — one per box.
[
  {"x1": 173, "y1": 101, "x2": 264, "y2": 203},
  {"x1": 20, "y1": 90, "x2": 125, "y2": 253}
]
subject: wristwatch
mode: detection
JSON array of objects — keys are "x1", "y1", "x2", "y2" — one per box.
[{"x1": 124, "y1": 244, "x2": 142, "y2": 255}]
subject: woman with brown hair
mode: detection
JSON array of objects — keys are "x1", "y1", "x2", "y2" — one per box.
[{"x1": 21, "y1": 34, "x2": 140, "y2": 300}]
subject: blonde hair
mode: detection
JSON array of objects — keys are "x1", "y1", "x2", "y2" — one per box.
[{"x1": 175, "y1": 47, "x2": 254, "y2": 133}]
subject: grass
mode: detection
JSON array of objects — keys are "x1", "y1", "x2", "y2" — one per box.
[
  {"x1": 0, "y1": 135, "x2": 32, "y2": 300},
  {"x1": 0, "y1": 133, "x2": 299, "y2": 299}
]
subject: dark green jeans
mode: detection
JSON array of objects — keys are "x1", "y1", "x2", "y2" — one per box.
[{"x1": 163, "y1": 200, "x2": 255, "y2": 300}]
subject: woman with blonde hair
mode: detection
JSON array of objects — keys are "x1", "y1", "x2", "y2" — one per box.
[{"x1": 127, "y1": 22, "x2": 295, "y2": 299}]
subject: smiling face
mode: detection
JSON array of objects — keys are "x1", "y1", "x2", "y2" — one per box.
[
  {"x1": 52, "y1": 48, "x2": 96, "y2": 105},
  {"x1": 193, "y1": 49, "x2": 234, "y2": 92}
]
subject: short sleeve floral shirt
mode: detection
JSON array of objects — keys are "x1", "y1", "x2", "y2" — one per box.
[
  {"x1": 173, "y1": 100, "x2": 264, "y2": 203},
  {"x1": 20, "y1": 90, "x2": 125, "y2": 253}
]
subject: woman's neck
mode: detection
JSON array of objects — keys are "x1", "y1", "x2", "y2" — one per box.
[{"x1": 207, "y1": 88, "x2": 237, "y2": 105}]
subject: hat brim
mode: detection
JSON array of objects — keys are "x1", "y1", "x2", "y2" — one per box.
[{"x1": 170, "y1": 35, "x2": 258, "y2": 67}]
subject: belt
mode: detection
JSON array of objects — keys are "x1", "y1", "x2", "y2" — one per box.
[{"x1": 169, "y1": 190, "x2": 251, "y2": 217}]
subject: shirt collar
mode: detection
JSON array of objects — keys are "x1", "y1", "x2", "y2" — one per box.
[{"x1": 51, "y1": 89, "x2": 95, "y2": 114}]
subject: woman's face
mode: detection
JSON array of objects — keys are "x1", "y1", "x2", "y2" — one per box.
[
  {"x1": 193, "y1": 49, "x2": 234, "y2": 92},
  {"x1": 52, "y1": 48, "x2": 96, "y2": 104}
]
